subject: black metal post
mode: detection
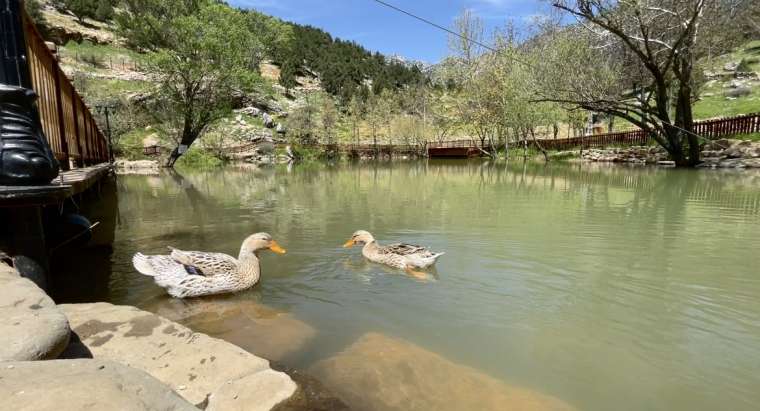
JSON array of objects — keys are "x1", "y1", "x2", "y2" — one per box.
[
  {"x1": 0, "y1": 0, "x2": 30, "y2": 88},
  {"x1": 96, "y1": 104, "x2": 114, "y2": 164},
  {"x1": 0, "y1": 0, "x2": 60, "y2": 186},
  {"x1": 1, "y1": 1, "x2": 62, "y2": 290},
  {"x1": 104, "y1": 106, "x2": 113, "y2": 163}
]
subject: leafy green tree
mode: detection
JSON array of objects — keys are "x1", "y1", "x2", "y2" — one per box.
[
  {"x1": 95, "y1": 0, "x2": 113, "y2": 22},
  {"x1": 142, "y1": 2, "x2": 259, "y2": 167},
  {"x1": 116, "y1": 0, "x2": 204, "y2": 51},
  {"x1": 286, "y1": 92, "x2": 319, "y2": 144},
  {"x1": 279, "y1": 59, "x2": 299, "y2": 93},
  {"x1": 320, "y1": 95, "x2": 338, "y2": 145},
  {"x1": 347, "y1": 95, "x2": 363, "y2": 145},
  {"x1": 63, "y1": 0, "x2": 97, "y2": 23},
  {"x1": 543, "y1": 0, "x2": 742, "y2": 166},
  {"x1": 25, "y1": 0, "x2": 46, "y2": 27}
]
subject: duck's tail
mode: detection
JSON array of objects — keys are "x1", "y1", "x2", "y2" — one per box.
[
  {"x1": 428, "y1": 252, "x2": 445, "y2": 264},
  {"x1": 414, "y1": 252, "x2": 445, "y2": 268},
  {"x1": 132, "y1": 253, "x2": 157, "y2": 277}
]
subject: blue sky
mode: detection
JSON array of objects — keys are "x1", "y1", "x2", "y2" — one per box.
[{"x1": 228, "y1": 0, "x2": 553, "y2": 63}]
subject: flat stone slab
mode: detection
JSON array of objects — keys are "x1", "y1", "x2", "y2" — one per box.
[
  {"x1": 0, "y1": 263, "x2": 70, "y2": 361},
  {"x1": 0, "y1": 359, "x2": 196, "y2": 411},
  {"x1": 60, "y1": 302, "x2": 296, "y2": 409},
  {"x1": 146, "y1": 298, "x2": 317, "y2": 362},
  {"x1": 310, "y1": 332, "x2": 575, "y2": 411}
]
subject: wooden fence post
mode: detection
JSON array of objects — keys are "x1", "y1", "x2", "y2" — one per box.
[{"x1": 52, "y1": 70, "x2": 70, "y2": 170}]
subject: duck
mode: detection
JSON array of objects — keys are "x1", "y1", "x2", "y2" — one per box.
[
  {"x1": 132, "y1": 233, "x2": 286, "y2": 298},
  {"x1": 343, "y1": 230, "x2": 444, "y2": 278}
]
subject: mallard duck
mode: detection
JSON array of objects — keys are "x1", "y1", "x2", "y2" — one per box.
[
  {"x1": 132, "y1": 233, "x2": 286, "y2": 298},
  {"x1": 343, "y1": 230, "x2": 444, "y2": 278}
]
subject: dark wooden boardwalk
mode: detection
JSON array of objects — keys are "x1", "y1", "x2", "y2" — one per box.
[{"x1": 0, "y1": 164, "x2": 112, "y2": 207}]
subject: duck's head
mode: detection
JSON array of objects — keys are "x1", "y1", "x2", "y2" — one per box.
[
  {"x1": 343, "y1": 230, "x2": 375, "y2": 248},
  {"x1": 242, "y1": 233, "x2": 287, "y2": 255}
]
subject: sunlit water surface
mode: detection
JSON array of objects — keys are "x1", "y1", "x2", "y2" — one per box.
[{"x1": 83, "y1": 161, "x2": 760, "y2": 410}]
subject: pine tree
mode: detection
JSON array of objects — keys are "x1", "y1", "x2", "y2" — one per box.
[
  {"x1": 63, "y1": 0, "x2": 97, "y2": 23},
  {"x1": 95, "y1": 0, "x2": 114, "y2": 22},
  {"x1": 279, "y1": 59, "x2": 298, "y2": 93}
]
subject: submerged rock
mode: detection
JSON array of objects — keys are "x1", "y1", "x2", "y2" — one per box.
[
  {"x1": 145, "y1": 299, "x2": 317, "y2": 363},
  {"x1": 0, "y1": 264, "x2": 70, "y2": 361},
  {"x1": 310, "y1": 332, "x2": 575, "y2": 411},
  {"x1": 0, "y1": 359, "x2": 196, "y2": 411},
  {"x1": 59, "y1": 303, "x2": 296, "y2": 410}
]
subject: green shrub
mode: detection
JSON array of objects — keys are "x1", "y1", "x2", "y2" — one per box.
[
  {"x1": 80, "y1": 53, "x2": 105, "y2": 68},
  {"x1": 25, "y1": 0, "x2": 46, "y2": 26},
  {"x1": 175, "y1": 147, "x2": 225, "y2": 169},
  {"x1": 736, "y1": 57, "x2": 759, "y2": 73},
  {"x1": 95, "y1": 0, "x2": 113, "y2": 21},
  {"x1": 62, "y1": 0, "x2": 97, "y2": 23}
]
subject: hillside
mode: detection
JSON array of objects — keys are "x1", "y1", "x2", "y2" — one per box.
[
  {"x1": 29, "y1": 0, "x2": 432, "y2": 165},
  {"x1": 28, "y1": 0, "x2": 760, "y2": 166},
  {"x1": 695, "y1": 40, "x2": 760, "y2": 119}
]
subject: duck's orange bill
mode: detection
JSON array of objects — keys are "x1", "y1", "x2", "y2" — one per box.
[
  {"x1": 343, "y1": 239, "x2": 355, "y2": 248},
  {"x1": 269, "y1": 241, "x2": 287, "y2": 254}
]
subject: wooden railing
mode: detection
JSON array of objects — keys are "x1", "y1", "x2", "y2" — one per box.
[
  {"x1": 527, "y1": 129, "x2": 650, "y2": 151},
  {"x1": 431, "y1": 113, "x2": 760, "y2": 153},
  {"x1": 342, "y1": 143, "x2": 422, "y2": 153},
  {"x1": 22, "y1": 9, "x2": 109, "y2": 169},
  {"x1": 693, "y1": 112, "x2": 760, "y2": 138},
  {"x1": 428, "y1": 140, "x2": 481, "y2": 149},
  {"x1": 523, "y1": 113, "x2": 760, "y2": 151},
  {"x1": 143, "y1": 145, "x2": 162, "y2": 156}
]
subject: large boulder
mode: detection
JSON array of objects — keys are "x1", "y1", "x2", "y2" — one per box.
[
  {"x1": 724, "y1": 140, "x2": 759, "y2": 159},
  {"x1": 60, "y1": 303, "x2": 296, "y2": 410},
  {"x1": 0, "y1": 264, "x2": 70, "y2": 361},
  {"x1": 310, "y1": 332, "x2": 575, "y2": 411},
  {"x1": 0, "y1": 359, "x2": 196, "y2": 411}
]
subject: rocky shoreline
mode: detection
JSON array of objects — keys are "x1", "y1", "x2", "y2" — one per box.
[
  {"x1": 0, "y1": 262, "x2": 300, "y2": 410},
  {"x1": 551, "y1": 138, "x2": 760, "y2": 169}
]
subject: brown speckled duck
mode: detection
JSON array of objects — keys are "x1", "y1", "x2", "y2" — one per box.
[
  {"x1": 343, "y1": 230, "x2": 444, "y2": 278},
  {"x1": 132, "y1": 233, "x2": 286, "y2": 298}
]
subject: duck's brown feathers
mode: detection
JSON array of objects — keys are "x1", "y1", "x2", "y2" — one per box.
[{"x1": 168, "y1": 247, "x2": 238, "y2": 277}]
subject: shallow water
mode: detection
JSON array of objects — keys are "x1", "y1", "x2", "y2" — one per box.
[{"x1": 82, "y1": 161, "x2": 760, "y2": 410}]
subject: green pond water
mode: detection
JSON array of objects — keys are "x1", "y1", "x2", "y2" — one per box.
[{"x1": 94, "y1": 161, "x2": 760, "y2": 410}]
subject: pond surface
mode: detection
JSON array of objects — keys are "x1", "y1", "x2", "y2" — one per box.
[{"x1": 89, "y1": 161, "x2": 760, "y2": 410}]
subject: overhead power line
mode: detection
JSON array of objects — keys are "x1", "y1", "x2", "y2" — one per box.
[
  {"x1": 367, "y1": 0, "x2": 535, "y2": 67},
  {"x1": 368, "y1": 0, "x2": 497, "y2": 53}
]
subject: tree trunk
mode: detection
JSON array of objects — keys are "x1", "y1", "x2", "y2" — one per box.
[
  {"x1": 675, "y1": 74, "x2": 700, "y2": 166},
  {"x1": 530, "y1": 128, "x2": 549, "y2": 162}
]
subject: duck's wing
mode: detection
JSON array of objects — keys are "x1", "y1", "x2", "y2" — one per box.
[
  {"x1": 168, "y1": 247, "x2": 238, "y2": 277},
  {"x1": 379, "y1": 243, "x2": 432, "y2": 257}
]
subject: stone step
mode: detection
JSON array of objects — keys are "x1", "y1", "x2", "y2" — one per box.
[
  {"x1": 0, "y1": 359, "x2": 197, "y2": 411},
  {"x1": 59, "y1": 302, "x2": 296, "y2": 410}
]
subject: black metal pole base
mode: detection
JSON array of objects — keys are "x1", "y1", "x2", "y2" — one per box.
[{"x1": 0, "y1": 84, "x2": 59, "y2": 186}]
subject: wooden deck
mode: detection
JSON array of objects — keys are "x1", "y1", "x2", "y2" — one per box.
[{"x1": 0, "y1": 164, "x2": 112, "y2": 207}]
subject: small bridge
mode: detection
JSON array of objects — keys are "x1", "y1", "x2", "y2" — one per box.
[{"x1": 427, "y1": 140, "x2": 484, "y2": 158}]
